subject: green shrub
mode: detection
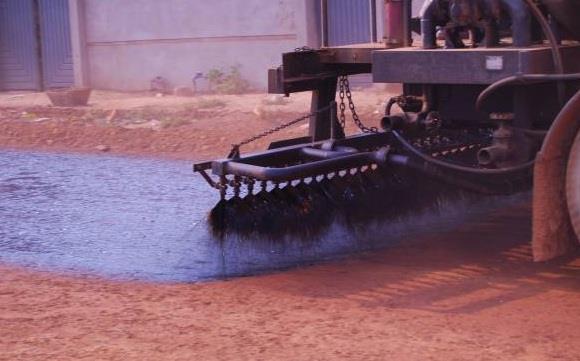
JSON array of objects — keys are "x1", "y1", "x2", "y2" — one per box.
[{"x1": 207, "y1": 65, "x2": 250, "y2": 94}]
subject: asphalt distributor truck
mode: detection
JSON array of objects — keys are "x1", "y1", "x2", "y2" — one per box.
[{"x1": 194, "y1": 0, "x2": 580, "y2": 261}]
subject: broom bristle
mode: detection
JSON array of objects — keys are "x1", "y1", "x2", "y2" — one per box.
[{"x1": 207, "y1": 166, "x2": 487, "y2": 240}]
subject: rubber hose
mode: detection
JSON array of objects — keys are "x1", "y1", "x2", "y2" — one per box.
[
  {"x1": 392, "y1": 130, "x2": 535, "y2": 175},
  {"x1": 476, "y1": 73, "x2": 580, "y2": 112},
  {"x1": 477, "y1": 1, "x2": 567, "y2": 112},
  {"x1": 522, "y1": 0, "x2": 565, "y2": 105}
]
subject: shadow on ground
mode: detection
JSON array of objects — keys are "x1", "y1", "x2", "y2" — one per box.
[{"x1": 265, "y1": 203, "x2": 580, "y2": 314}]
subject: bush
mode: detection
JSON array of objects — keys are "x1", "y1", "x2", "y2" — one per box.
[{"x1": 207, "y1": 66, "x2": 250, "y2": 94}]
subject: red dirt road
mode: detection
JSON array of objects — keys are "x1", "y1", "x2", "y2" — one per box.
[
  {"x1": 2, "y1": 204, "x2": 579, "y2": 361},
  {"x1": 0, "y1": 90, "x2": 386, "y2": 161},
  {"x1": 1, "y1": 92, "x2": 579, "y2": 360}
]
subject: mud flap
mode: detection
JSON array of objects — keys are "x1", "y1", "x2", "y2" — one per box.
[
  {"x1": 532, "y1": 90, "x2": 580, "y2": 261},
  {"x1": 532, "y1": 152, "x2": 577, "y2": 261}
]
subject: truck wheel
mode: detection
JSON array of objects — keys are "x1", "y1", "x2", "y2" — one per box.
[{"x1": 567, "y1": 130, "x2": 580, "y2": 242}]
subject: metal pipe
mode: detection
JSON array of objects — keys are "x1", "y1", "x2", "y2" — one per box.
[
  {"x1": 335, "y1": 146, "x2": 359, "y2": 153},
  {"x1": 420, "y1": 0, "x2": 531, "y2": 49},
  {"x1": 300, "y1": 147, "x2": 356, "y2": 160},
  {"x1": 321, "y1": 0, "x2": 329, "y2": 47},
  {"x1": 501, "y1": 0, "x2": 531, "y2": 47},
  {"x1": 370, "y1": 0, "x2": 378, "y2": 43},
  {"x1": 403, "y1": 0, "x2": 411, "y2": 47},
  {"x1": 201, "y1": 132, "x2": 391, "y2": 177},
  {"x1": 477, "y1": 145, "x2": 510, "y2": 166},
  {"x1": 221, "y1": 151, "x2": 388, "y2": 182},
  {"x1": 419, "y1": 0, "x2": 437, "y2": 49}
]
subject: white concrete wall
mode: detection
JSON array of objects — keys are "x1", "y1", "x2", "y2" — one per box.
[{"x1": 82, "y1": 0, "x2": 318, "y2": 91}]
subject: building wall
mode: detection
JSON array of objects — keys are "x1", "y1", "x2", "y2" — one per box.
[{"x1": 80, "y1": 0, "x2": 318, "y2": 91}]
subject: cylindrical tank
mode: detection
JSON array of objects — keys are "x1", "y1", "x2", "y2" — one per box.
[
  {"x1": 384, "y1": 0, "x2": 412, "y2": 46},
  {"x1": 384, "y1": 0, "x2": 405, "y2": 46},
  {"x1": 541, "y1": 0, "x2": 580, "y2": 40}
]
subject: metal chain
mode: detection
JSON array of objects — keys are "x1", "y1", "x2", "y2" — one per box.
[
  {"x1": 228, "y1": 104, "x2": 331, "y2": 159},
  {"x1": 294, "y1": 46, "x2": 314, "y2": 52},
  {"x1": 228, "y1": 75, "x2": 373, "y2": 159},
  {"x1": 339, "y1": 75, "x2": 378, "y2": 133},
  {"x1": 338, "y1": 78, "x2": 346, "y2": 129}
]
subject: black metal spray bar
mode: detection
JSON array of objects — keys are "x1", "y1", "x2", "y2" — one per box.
[
  {"x1": 193, "y1": 132, "x2": 390, "y2": 174},
  {"x1": 193, "y1": 129, "x2": 532, "y2": 195},
  {"x1": 220, "y1": 149, "x2": 390, "y2": 182}
]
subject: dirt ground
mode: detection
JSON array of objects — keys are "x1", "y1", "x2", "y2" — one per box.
[
  {"x1": 0, "y1": 89, "x2": 389, "y2": 161},
  {"x1": 1, "y1": 90, "x2": 579, "y2": 360}
]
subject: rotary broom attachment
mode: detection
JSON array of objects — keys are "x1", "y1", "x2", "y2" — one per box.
[
  {"x1": 194, "y1": 77, "x2": 534, "y2": 238},
  {"x1": 194, "y1": 119, "x2": 533, "y2": 239}
]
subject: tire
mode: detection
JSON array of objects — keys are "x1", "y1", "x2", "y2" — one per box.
[{"x1": 567, "y1": 130, "x2": 580, "y2": 242}]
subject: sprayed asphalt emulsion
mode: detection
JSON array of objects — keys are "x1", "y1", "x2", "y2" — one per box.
[{"x1": 0, "y1": 149, "x2": 530, "y2": 282}]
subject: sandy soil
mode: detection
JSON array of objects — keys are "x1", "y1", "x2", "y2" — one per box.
[
  {"x1": 0, "y1": 89, "x2": 389, "y2": 161},
  {"x1": 1, "y1": 90, "x2": 579, "y2": 360},
  {"x1": 1, "y1": 204, "x2": 579, "y2": 361}
]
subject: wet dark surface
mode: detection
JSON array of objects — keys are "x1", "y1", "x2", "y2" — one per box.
[{"x1": 0, "y1": 149, "x2": 529, "y2": 282}]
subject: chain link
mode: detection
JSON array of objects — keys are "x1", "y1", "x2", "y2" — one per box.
[
  {"x1": 228, "y1": 104, "x2": 332, "y2": 159},
  {"x1": 338, "y1": 78, "x2": 346, "y2": 129},
  {"x1": 338, "y1": 76, "x2": 378, "y2": 133},
  {"x1": 228, "y1": 75, "x2": 375, "y2": 159},
  {"x1": 294, "y1": 46, "x2": 314, "y2": 52}
]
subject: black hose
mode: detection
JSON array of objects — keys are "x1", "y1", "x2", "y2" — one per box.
[
  {"x1": 388, "y1": 154, "x2": 498, "y2": 194},
  {"x1": 476, "y1": 1, "x2": 567, "y2": 112},
  {"x1": 522, "y1": 0, "x2": 565, "y2": 105},
  {"x1": 521, "y1": 128, "x2": 547, "y2": 139},
  {"x1": 385, "y1": 97, "x2": 398, "y2": 116},
  {"x1": 476, "y1": 73, "x2": 580, "y2": 111},
  {"x1": 392, "y1": 130, "x2": 535, "y2": 175}
]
